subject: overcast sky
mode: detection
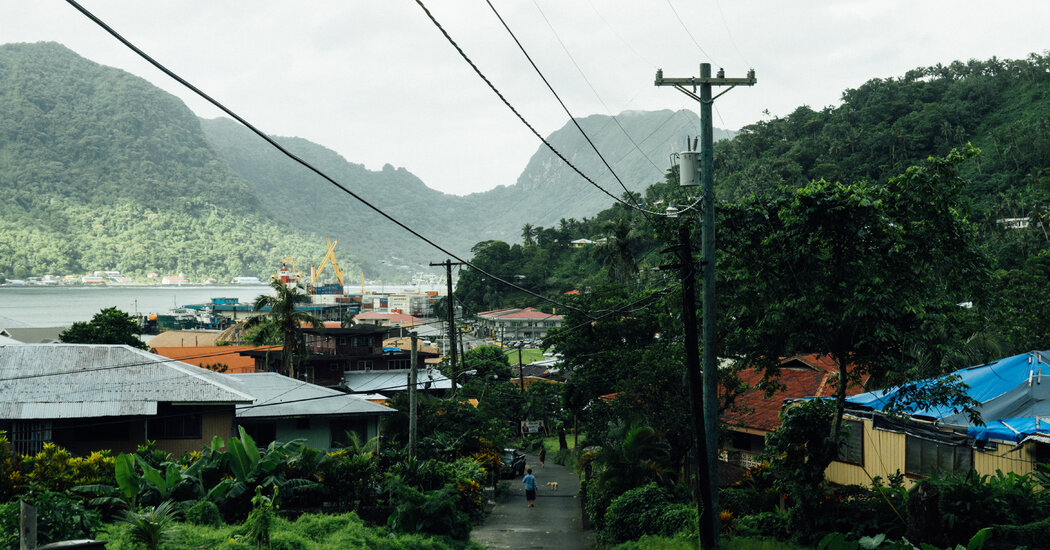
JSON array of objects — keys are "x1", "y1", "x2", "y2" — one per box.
[{"x1": 6, "y1": 1, "x2": 1048, "y2": 196}]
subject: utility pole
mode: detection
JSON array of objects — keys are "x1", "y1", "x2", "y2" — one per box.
[
  {"x1": 408, "y1": 332, "x2": 418, "y2": 458},
  {"x1": 664, "y1": 225, "x2": 713, "y2": 550},
  {"x1": 656, "y1": 63, "x2": 756, "y2": 549},
  {"x1": 430, "y1": 260, "x2": 466, "y2": 392},
  {"x1": 517, "y1": 346, "x2": 525, "y2": 395},
  {"x1": 518, "y1": 345, "x2": 526, "y2": 440}
]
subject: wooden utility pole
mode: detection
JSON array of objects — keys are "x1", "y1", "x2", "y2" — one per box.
[
  {"x1": 656, "y1": 63, "x2": 756, "y2": 549},
  {"x1": 430, "y1": 260, "x2": 466, "y2": 392},
  {"x1": 408, "y1": 333, "x2": 418, "y2": 458}
]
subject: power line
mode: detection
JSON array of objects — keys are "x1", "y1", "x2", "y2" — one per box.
[
  {"x1": 530, "y1": 1, "x2": 668, "y2": 179},
  {"x1": 665, "y1": 0, "x2": 716, "y2": 65},
  {"x1": 63, "y1": 0, "x2": 589, "y2": 318},
  {"x1": 489, "y1": 0, "x2": 665, "y2": 212},
  {"x1": 713, "y1": 0, "x2": 751, "y2": 68},
  {"x1": 416, "y1": 0, "x2": 669, "y2": 219}
]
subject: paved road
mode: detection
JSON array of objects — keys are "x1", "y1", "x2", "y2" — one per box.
[{"x1": 472, "y1": 453, "x2": 594, "y2": 550}]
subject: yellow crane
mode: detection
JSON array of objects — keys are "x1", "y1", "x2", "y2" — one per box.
[{"x1": 310, "y1": 237, "x2": 345, "y2": 287}]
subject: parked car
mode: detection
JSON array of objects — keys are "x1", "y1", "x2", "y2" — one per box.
[{"x1": 500, "y1": 448, "x2": 526, "y2": 478}]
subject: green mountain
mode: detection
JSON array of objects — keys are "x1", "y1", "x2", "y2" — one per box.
[
  {"x1": 199, "y1": 109, "x2": 731, "y2": 274},
  {"x1": 478, "y1": 109, "x2": 732, "y2": 230},
  {"x1": 0, "y1": 41, "x2": 744, "y2": 282},
  {"x1": 454, "y1": 52, "x2": 1050, "y2": 318},
  {"x1": 0, "y1": 42, "x2": 333, "y2": 281},
  {"x1": 197, "y1": 117, "x2": 488, "y2": 279}
]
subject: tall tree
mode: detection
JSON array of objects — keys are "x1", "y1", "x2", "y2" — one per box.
[
  {"x1": 521, "y1": 224, "x2": 536, "y2": 247},
  {"x1": 720, "y1": 147, "x2": 990, "y2": 465},
  {"x1": 243, "y1": 280, "x2": 321, "y2": 378},
  {"x1": 59, "y1": 307, "x2": 147, "y2": 349}
]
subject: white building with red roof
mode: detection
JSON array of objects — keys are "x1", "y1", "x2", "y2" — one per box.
[{"x1": 474, "y1": 307, "x2": 563, "y2": 341}]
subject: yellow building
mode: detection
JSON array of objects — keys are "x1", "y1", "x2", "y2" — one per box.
[{"x1": 825, "y1": 351, "x2": 1050, "y2": 486}]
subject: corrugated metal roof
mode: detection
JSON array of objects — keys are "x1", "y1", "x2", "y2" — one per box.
[
  {"x1": 0, "y1": 344, "x2": 253, "y2": 420},
  {"x1": 226, "y1": 373, "x2": 393, "y2": 418},
  {"x1": 344, "y1": 369, "x2": 451, "y2": 393}
]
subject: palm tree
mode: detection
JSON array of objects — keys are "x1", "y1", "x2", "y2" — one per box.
[
  {"x1": 244, "y1": 279, "x2": 322, "y2": 379},
  {"x1": 598, "y1": 218, "x2": 640, "y2": 290},
  {"x1": 521, "y1": 223, "x2": 536, "y2": 246}
]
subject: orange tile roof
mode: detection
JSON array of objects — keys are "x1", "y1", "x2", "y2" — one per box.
[
  {"x1": 722, "y1": 354, "x2": 868, "y2": 433},
  {"x1": 355, "y1": 312, "x2": 423, "y2": 324},
  {"x1": 150, "y1": 346, "x2": 278, "y2": 374},
  {"x1": 510, "y1": 376, "x2": 562, "y2": 390}
]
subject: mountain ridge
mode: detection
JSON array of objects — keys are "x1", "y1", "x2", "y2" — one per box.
[{"x1": 0, "y1": 41, "x2": 734, "y2": 281}]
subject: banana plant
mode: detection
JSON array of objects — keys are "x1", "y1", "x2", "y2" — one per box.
[{"x1": 222, "y1": 426, "x2": 319, "y2": 502}]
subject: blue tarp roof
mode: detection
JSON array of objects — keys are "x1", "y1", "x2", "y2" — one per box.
[{"x1": 847, "y1": 351, "x2": 1050, "y2": 442}]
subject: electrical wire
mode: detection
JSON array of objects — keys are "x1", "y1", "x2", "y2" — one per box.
[
  {"x1": 526, "y1": 0, "x2": 666, "y2": 182},
  {"x1": 665, "y1": 0, "x2": 716, "y2": 65},
  {"x1": 416, "y1": 0, "x2": 669, "y2": 219},
  {"x1": 712, "y1": 0, "x2": 750, "y2": 68},
  {"x1": 486, "y1": 0, "x2": 647, "y2": 220},
  {"x1": 62, "y1": 0, "x2": 589, "y2": 318}
]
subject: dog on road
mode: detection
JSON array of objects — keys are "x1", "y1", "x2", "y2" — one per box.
[{"x1": 546, "y1": 481, "x2": 559, "y2": 490}]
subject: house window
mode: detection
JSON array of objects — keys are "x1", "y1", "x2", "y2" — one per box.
[
  {"x1": 338, "y1": 337, "x2": 346, "y2": 345},
  {"x1": 837, "y1": 420, "x2": 864, "y2": 465},
  {"x1": 388, "y1": 359, "x2": 410, "y2": 370},
  {"x1": 357, "y1": 360, "x2": 373, "y2": 370},
  {"x1": 7, "y1": 421, "x2": 51, "y2": 455},
  {"x1": 905, "y1": 435, "x2": 972, "y2": 476},
  {"x1": 147, "y1": 404, "x2": 202, "y2": 439}
]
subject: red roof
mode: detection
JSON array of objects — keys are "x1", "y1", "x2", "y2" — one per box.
[
  {"x1": 722, "y1": 354, "x2": 868, "y2": 433},
  {"x1": 150, "y1": 345, "x2": 277, "y2": 374},
  {"x1": 299, "y1": 321, "x2": 342, "y2": 329},
  {"x1": 477, "y1": 307, "x2": 563, "y2": 321}
]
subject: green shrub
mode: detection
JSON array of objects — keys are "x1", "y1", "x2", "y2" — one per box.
[
  {"x1": 184, "y1": 499, "x2": 223, "y2": 526},
  {"x1": 385, "y1": 477, "x2": 472, "y2": 540},
  {"x1": 719, "y1": 487, "x2": 778, "y2": 518},
  {"x1": 8, "y1": 491, "x2": 103, "y2": 545},
  {"x1": 735, "y1": 512, "x2": 788, "y2": 539},
  {"x1": 601, "y1": 482, "x2": 693, "y2": 546},
  {"x1": 119, "y1": 500, "x2": 180, "y2": 550},
  {"x1": 0, "y1": 501, "x2": 18, "y2": 549},
  {"x1": 906, "y1": 469, "x2": 1050, "y2": 547}
]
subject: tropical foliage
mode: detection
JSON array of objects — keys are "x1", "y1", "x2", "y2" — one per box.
[
  {"x1": 59, "y1": 307, "x2": 148, "y2": 349},
  {"x1": 242, "y1": 280, "x2": 322, "y2": 378},
  {"x1": 0, "y1": 42, "x2": 341, "y2": 281}
]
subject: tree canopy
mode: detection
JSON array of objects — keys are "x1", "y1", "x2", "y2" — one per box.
[{"x1": 59, "y1": 307, "x2": 147, "y2": 349}]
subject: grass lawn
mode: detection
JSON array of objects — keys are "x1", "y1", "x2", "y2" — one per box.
[
  {"x1": 98, "y1": 512, "x2": 480, "y2": 550},
  {"x1": 505, "y1": 348, "x2": 545, "y2": 364},
  {"x1": 611, "y1": 534, "x2": 807, "y2": 549}
]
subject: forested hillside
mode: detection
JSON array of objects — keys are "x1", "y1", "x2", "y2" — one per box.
[
  {"x1": 0, "y1": 41, "x2": 732, "y2": 281},
  {"x1": 0, "y1": 42, "x2": 334, "y2": 280},
  {"x1": 198, "y1": 117, "x2": 489, "y2": 278},
  {"x1": 457, "y1": 52, "x2": 1050, "y2": 352},
  {"x1": 473, "y1": 109, "x2": 733, "y2": 231}
]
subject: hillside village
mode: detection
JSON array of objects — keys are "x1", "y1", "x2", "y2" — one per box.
[{"x1": 3, "y1": 10, "x2": 1050, "y2": 550}]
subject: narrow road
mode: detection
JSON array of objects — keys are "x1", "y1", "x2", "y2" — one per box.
[{"x1": 472, "y1": 453, "x2": 593, "y2": 550}]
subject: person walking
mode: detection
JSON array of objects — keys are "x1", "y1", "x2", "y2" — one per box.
[
  {"x1": 539, "y1": 446, "x2": 546, "y2": 468},
  {"x1": 522, "y1": 468, "x2": 537, "y2": 508}
]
